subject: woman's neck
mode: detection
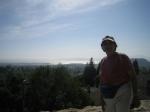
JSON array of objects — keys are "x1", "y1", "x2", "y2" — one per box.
[{"x1": 106, "y1": 51, "x2": 116, "y2": 57}]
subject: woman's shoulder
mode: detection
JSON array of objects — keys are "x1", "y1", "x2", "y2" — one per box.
[
  {"x1": 117, "y1": 52, "x2": 129, "y2": 58},
  {"x1": 117, "y1": 52, "x2": 131, "y2": 62}
]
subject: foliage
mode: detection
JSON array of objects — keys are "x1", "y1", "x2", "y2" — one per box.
[
  {"x1": 140, "y1": 67, "x2": 150, "y2": 75},
  {"x1": 82, "y1": 58, "x2": 97, "y2": 87},
  {"x1": 0, "y1": 66, "x2": 24, "y2": 112},
  {"x1": 133, "y1": 59, "x2": 139, "y2": 75},
  {"x1": 0, "y1": 65, "x2": 93, "y2": 112}
]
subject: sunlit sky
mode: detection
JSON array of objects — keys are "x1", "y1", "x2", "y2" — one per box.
[{"x1": 0, "y1": 0, "x2": 150, "y2": 64}]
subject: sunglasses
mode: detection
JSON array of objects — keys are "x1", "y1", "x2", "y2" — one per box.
[{"x1": 101, "y1": 41, "x2": 114, "y2": 46}]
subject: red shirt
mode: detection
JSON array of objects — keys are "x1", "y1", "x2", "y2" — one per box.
[{"x1": 100, "y1": 52, "x2": 133, "y2": 85}]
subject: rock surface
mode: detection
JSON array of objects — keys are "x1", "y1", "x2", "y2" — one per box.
[{"x1": 56, "y1": 100, "x2": 150, "y2": 112}]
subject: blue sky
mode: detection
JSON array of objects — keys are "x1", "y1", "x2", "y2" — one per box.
[{"x1": 0, "y1": 0, "x2": 150, "y2": 64}]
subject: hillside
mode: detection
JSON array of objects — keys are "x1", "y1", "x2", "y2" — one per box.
[{"x1": 136, "y1": 58, "x2": 150, "y2": 69}]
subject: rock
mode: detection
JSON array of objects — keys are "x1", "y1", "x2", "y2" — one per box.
[
  {"x1": 57, "y1": 106, "x2": 103, "y2": 112},
  {"x1": 56, "y1": 100, "x2": 150, "y2": 112},
  {"x1": 56, "y1": 105, "x2": 150, "y2": 112}
]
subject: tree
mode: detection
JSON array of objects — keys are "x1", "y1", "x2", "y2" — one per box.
[
  {"x1": 25, "y1": 65, "x2": 92, "y2": 111},
  {"x1": 0, "y1": 65, "x2": 93, "y2": 111},
  {"x1": 83, "y1": 58, "x2": 97, "y2": 87},
  {"x1": 133, "y1": 59, "x2": 139, "y2": 75},
  {"x1": 0, "y1": 66, "x2": 23, "y2": 112},
  {"x1": 0, "y1": 87, "x2": 13, "y2": 112}
]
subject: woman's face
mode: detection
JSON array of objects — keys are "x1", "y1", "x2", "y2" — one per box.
[{"x1": 101, "y1": 40, "x2": 116, "y2": 54}]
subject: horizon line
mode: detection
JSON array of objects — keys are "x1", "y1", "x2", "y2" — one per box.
[{"x1": 0, "y1": 57, "x2": 150, "y2": 65}]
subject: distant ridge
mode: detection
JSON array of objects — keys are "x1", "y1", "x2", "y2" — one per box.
[
  {"x1": 132, "y1": 58, "x2": 150, "y2": 69},
  {"x1": 0, "y1": 62, "x2": 50, "y2": 66},
  {"x1": 0, "y1": 58, "x2": 150, "y2": 69}
]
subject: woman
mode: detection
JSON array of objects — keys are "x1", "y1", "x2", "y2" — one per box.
[{"x1": 98, "y1": 36, "x2": 138, "y2": 112}]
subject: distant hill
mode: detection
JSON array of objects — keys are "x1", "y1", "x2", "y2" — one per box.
[
  {"x1": 0, "y1": 58, "x2": 150, "y2": 70},
  {"x1": 132, "y1": 58, "x2": 150, "y2": 69},
  {"x1": 0, "y1": 62, "x2": 50, "y2": 67}
]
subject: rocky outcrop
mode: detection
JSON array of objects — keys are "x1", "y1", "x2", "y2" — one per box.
[
  {"x1": 57, "y1": 106, "x2": 102, "y2": 112},
  {"x1": 56, "y1": 100, "x2": 150, "y2": 112},
  {"x1": 56, "y1": 106, "x2": 149, "y2": 112}
]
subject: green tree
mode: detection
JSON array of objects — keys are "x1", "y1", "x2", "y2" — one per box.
[
  {"x1": 0, "y1": 66, "x2": 24, "y2": 112},
  {"x1": 140, "y1": 67, "x2": 149, "y2": 74},
  {"x1": 83, "y1": 58, "x2": 97, "y2": 87},
  {"x1": 0, "y1": 87, "x2": 13, "y2": 112},
  {"x1": 133, "y1": 59, "x2": 139, "y2": 75},
  {"x1": 25, "y1": 65, "x2": 92, "y2": 111},
  {"x1": 0, "y1": 65, "x2": 93, "y2": 112}
]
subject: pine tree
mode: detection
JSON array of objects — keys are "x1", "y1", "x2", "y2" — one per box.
[{"x1": 83, "y1": 58, "x2": 97, "y2": 87}]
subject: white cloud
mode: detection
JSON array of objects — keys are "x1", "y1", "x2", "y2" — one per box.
[
  {"x1": 98, "y1": 0, "x2": 124, "y2": 6},
  {"x1": 0, "y1": 23, "x2": 73, "y2": 40},
  {"x1": 2, "y1": 0, "x2": 124, "y2": 25},
  {"x1": 1, "y1": 0, "x2": 125, "y2": 23},
  {"x1": 0, "y1": 0, "x2": 124, "y2": 40},
  {"x1": 51, "y1": 0, "x2": 124, "y2": 13},
  {"x1": 52, "y1": 0, "x2": 93, "y2": 11}
]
